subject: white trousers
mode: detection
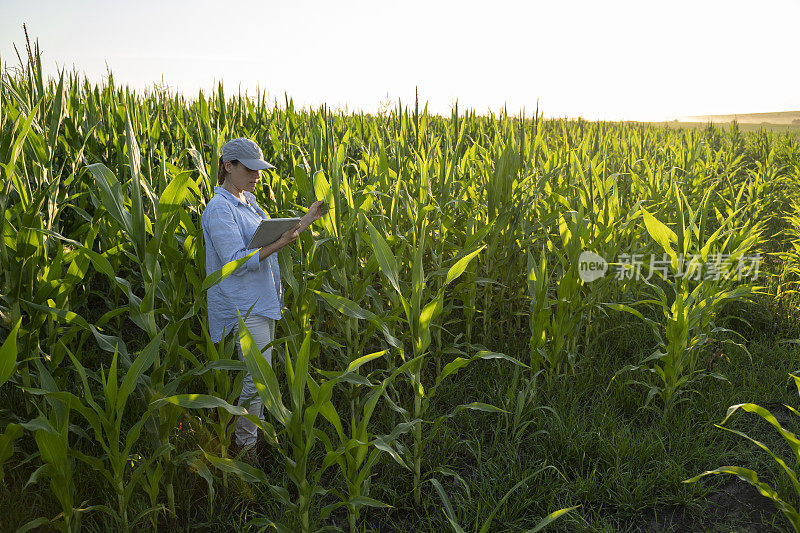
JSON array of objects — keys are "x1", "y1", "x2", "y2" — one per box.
[{"x1": 232, "y1": 315, "x2": 276, "y2": 448}]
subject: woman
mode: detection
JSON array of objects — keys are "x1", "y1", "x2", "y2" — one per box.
[{"x1": 201, "y1": 137, "x2": 323, "y2": 455}]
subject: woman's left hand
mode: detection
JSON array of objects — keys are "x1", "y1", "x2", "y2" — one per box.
[
  {"x1": 300, "y1": 200, "x2": 326, "y2": 230},
  {"x1": 305, "y1": 200, "x2": 326, "y2": 222}
]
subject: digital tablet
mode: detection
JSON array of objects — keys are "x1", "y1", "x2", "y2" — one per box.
[{"x1": 247, "y1": 217, "x2": 302, "y2": 248}]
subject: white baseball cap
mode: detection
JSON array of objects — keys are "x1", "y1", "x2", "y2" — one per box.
[{"x1": 221, "y1": 138, "x2": 276, "y2": 171}]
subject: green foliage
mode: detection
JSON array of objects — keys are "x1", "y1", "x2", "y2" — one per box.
[
  {"x1": 430, "y1": 469, "x2": 579, "y2": 533},
  {"x1": 609, "y1": 184, "x2": 763, "y2": 415},
  {"x1": 0, "y1": 39, "x2": 797, "y2": 532},
  {"x1": 685, "y1": 374, "x2": 800, "y2": 531}
]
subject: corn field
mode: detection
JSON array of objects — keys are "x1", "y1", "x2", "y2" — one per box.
[{"x1": 2, "y1": 43, "x2": 800, "y2": 532}]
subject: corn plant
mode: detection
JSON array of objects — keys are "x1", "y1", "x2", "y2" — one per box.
[
  {"x1": 158, "y1": 319, "x2": 328, "y2": 532},
  {"x1": 364, "y1": 213, "x2": 518, "y2": 505},
  {"x1": 82, "y1": 122, "x2": 213, "y2": 517},
  {"x1": 19, "y1": 376, "x2": 79, "y2": 533},
  {"x1": 313, "y1": 286, "x2": 517, "y2": 526},
  {"x1": 0, "y1": 97, "x2": 92, "y2": 382},
  {"x1": 526, "y1": 210, "x2": 592, "y2": 376},
  {"x1": 609, "y1": 184, "x2": 763, "y2": 415},
  {"x1": 162, "y1": 317, "x2": 421, "y2": 532},
  {"x1": 776, "y1": 197, "x2": 800, "y2": 306},
  {"x1": 312, "y1": 348, "x2": 418, "y2": 533},
  {"x1": 0, "y1": 318, "x2": 22, "y2": 483},
  {"x1": 23, "y1": 333, "x2": 167, "y2": 532},
  {"x1": 496, "y1": 366, "x2": 561, "y2": 446},
  {"x1": 685, "y1": 373, "x2": 800, "y2": 531}
]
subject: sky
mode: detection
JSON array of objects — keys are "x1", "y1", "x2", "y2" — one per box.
[{"x1": 1, "y1": 0, "x2": 798, "y2": 121}]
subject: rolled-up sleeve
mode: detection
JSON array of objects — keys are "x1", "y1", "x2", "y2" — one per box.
[{"x1": 203, "y1": 203, "x2": 260, "y2": 275}]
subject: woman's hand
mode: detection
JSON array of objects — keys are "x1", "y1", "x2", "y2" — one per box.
[
  {"x1": 258, "y1": 222, "x2": 301, "y2": 261},
  {"x1": 300, "y1": 200, "x2": 326, "y2": 230},
  {"x1": 278, "y1": 222, "x2": 302, "y2": 246},
  {"x1": 259, "y1": 201, "x2": 323, "y2": 261}
]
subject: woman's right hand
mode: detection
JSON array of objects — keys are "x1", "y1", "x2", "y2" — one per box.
[
  {"x1": 278, "y1": 222, "x2": 302, "y2": 246},
  {"x1": 258, "y1": 222, "x2": 302, "y2": 261}
]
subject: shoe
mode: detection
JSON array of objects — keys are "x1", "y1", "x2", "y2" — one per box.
[{"x1": 229, "y1": 440, "x2": 260, "y2": 465}]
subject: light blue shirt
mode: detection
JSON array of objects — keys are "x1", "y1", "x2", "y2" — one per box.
[{"x1": 201, "y1": 185, "x2": 283, "y2": 343}]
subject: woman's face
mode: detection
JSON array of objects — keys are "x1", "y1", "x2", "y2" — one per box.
[{"x1": 225, "y1": 161, "x2": 261, "y2": 194}]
